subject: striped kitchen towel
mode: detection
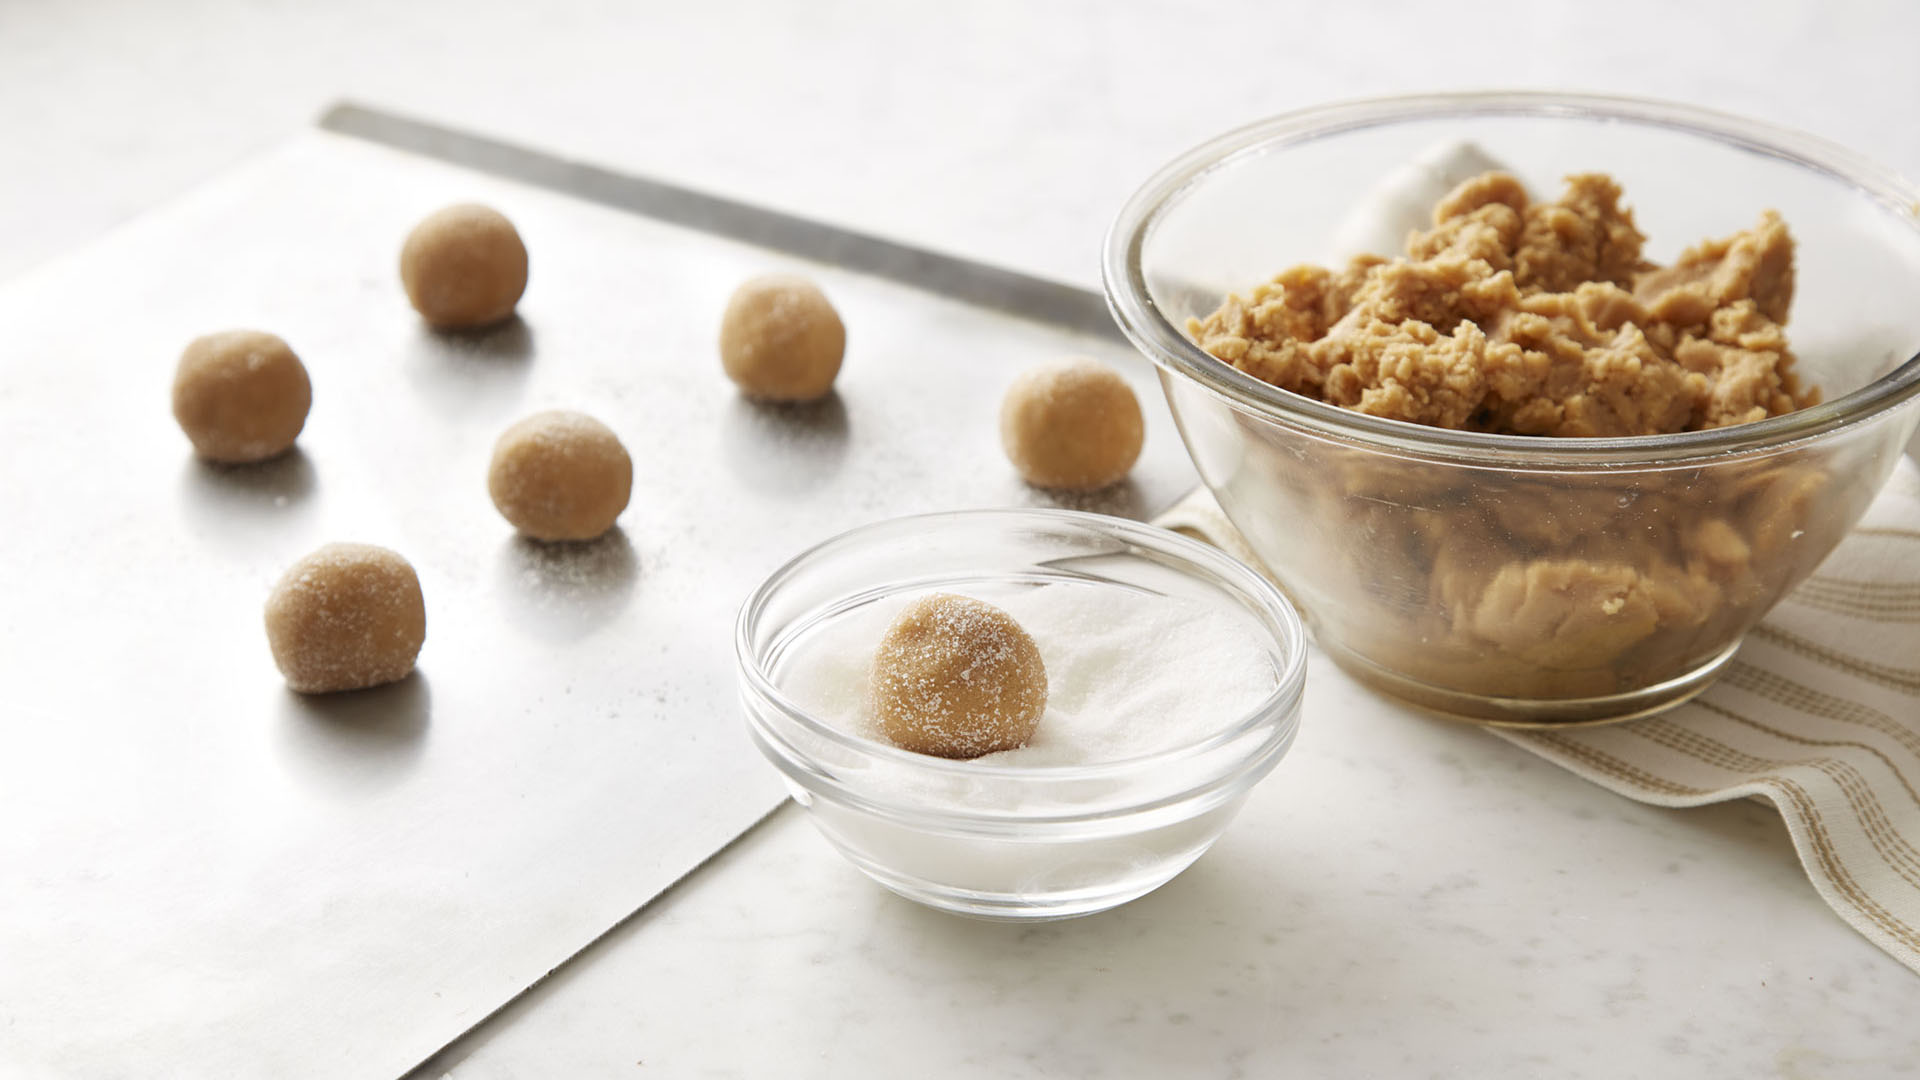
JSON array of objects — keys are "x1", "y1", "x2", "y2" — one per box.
[{"x1": 1156, "y1": 456, "x2": 1920, "y2": 975}]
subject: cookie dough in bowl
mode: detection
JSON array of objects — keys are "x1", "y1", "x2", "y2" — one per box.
[{"x1": 1105, "y1": 93, "x2": 1920, "y2": 725}]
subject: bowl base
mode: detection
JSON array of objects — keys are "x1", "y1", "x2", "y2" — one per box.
[
  {"x1": 1322, "y1": 637, "x2": 1743, "y2": 728},
  {"x1": 833, "y1": 842, "x2": 1212, "y2": 922}
]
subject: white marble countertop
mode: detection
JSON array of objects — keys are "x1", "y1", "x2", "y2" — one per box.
[{"x1": 7, "y1": 1, "x2": 1920, "y2": 1076}]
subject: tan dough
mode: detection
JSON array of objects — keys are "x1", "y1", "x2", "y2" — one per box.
[
  {"x1": 1178, "y1": 170, "x2": 1844, "y2": 705},
  {"x1": 717, "y1": 274, "x2": 845, "y2": 401},
  {"x1": 870, "y1": 593, "x2": 1049, "y2": 759},
  {"x1": 1187, "y1": 171, "x2": 1813, "y2": 436},
  {"x1": 999, "y1": 358, "x2": 1145, "y2": 491},
  {"x1": 487, "y1": 410, "x2": 633, "y2": 541},
  {"x1": 171, "y1": 330, "x2": 311, "y2": 463},
  {"x1": 265, "y1": 543, "x2": 427, "y2": 694},
  {"x1": 400, "y1": 204, "x2": 529, "y2": 330}
]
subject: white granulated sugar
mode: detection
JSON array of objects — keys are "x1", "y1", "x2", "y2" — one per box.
[
  {"x1": 780, "y1": 582, "x2": 1278, "y2": 766},
  {"x1": 512, "y1": 536, "x2": 632, "y2": 589}
]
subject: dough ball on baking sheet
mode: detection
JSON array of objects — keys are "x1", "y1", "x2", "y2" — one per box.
[
  {"x1": 401, "y1": 204, "x2": 529, "y2": 330},
  {"x1": 172, "y1": 330, "x2": 311, "y2": 464},
  {"x1": 488, "y1": 410, "x2": 633, "y2": 542},
  {"x1": 1000, "y1": 357, "x2": 1143, "y2": 491},
  {"x1": 265, "y1": 543, "x2": 426, "y2": 694},
  {"x1": 718, "y1": 274, "x2": 845, "y2": 402}
]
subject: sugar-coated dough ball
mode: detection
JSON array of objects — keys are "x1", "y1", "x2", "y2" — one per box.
[
  {"x1": 870, "y1": 593, "x2": 1048, "y2": 759},
  {"x1": 400, "y1": 204, "x2": 529, "y2": 330},
  {"x1": 171, "y1": 330, "x2": 311, "y2": 463},
  {"x1": 1000, "y1": 358, "x2": 1144, "y2": 491},
  {"x1": 488, "y1": 410, "x2": 633, "y2": 541},
  {"x1": 265, "y1": 543, "x2": 427, "y2": 694},
  {"x1": 718, "y1": 274, "x2": 845, "y2": 401}
]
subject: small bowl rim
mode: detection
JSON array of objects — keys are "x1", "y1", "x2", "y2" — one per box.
[
  {"x1": 1102, "y1": 90, "x2": 1920, "y2": 466},
  {"x1": 734, "y1": 506, "x2": 1309, "y2": 786}
]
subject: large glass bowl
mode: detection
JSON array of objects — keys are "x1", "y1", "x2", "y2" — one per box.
[
  {"x1": 735, "y1": 509, "x2": 1307, "y2": 920},
  {"x1": 1104, "y1": 92, "x2": 1920, "y2": 725}
]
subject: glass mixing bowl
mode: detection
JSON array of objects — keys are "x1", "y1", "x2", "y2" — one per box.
[
  {"x1": 735, "y1": 509, "x2": 1307, "y2": 920},
  {"x1": 1104, "y1": 91, "x2": 1920, "y2": 725}
]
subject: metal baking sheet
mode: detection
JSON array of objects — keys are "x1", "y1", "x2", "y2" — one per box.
[{"x1": 0, "y1": 113, "x2": 1196, "y2": 1078}]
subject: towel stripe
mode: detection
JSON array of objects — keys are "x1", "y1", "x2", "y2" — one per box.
[
  {"x1": 1789, "y1": 594, "x2": 1920, "y2": 622},
  {"x1": 1721, "y1": 663, "x2": 1920, "y2": 764},
  {"x1": 1630, "y1": 716, "x2": 1920, "y2": 890},
  {"x1": 1690, "y1": 699, "x2": 1920, "y2": 813},
  {"x1": 1769, "y1": 775, "x2": 1920, "y2": 956},
  {"x1": 1855, "y1": 527, "x2": 1920, "y2": 543},
  {"x1": 1799, "y1": 580, "x2": 1920, "y2": 605},
  {"x1": 1749, "y1": 625, "x2": 1920, "y2": 696}
]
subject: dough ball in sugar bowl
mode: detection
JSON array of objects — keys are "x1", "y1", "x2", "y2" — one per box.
[
  {"x1": 718, "y1": 273, "x2": 846, "y2": 402},
  {"x1": 265, "y1": 543, "x2": 427, "y2": 694},
  {"x1": 170, "y1": 330, "x2": 311, "y2": 463},
  {"x1": 1000, "y1": 357, "x2": 1144, "y2": 491},
  {"x1": 487, "y1": 410, "x2": 633, "y2": 542},
  {"x1": 870, "y1": 593, "x2": 1049, "y2": 759},
  {"x1": 400, "y1": 203, "x2": 529, "y2": 330}
]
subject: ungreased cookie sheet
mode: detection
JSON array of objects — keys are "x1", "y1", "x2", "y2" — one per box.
[{"x1": 0, "y1": 127, "x2": 1196, "y2": 1078}]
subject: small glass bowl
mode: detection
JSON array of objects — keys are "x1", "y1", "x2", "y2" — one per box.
[
  {"x1": 735, "y1": 508, "x2": 1307, "y2": 921},
  {"x1": 1104, "y1": 91, "x2": 1920, "y2": 726}
]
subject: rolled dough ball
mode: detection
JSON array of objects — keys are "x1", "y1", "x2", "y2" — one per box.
[
  {"x1": 265, "y1": 543, "x2": 426, "y2": 694},
  {"x1": 718, "y1": 274, "x2": 845, "y2": 401},
  {"x1": 870, "y1": 593, "x2": 1048, "y2": 759},
  {"x1": 400, "y1": 204, "x2": 529, "y2": 329},
  {"x1": 488, "y1": 410, "x2": 633, "y2": 541},
  {"x1": 1000, "y1": 357, "x2": 1144, "y2": 491},
  {"x1": 171, "y1": 330, "x2": 311, "y2": 463}
]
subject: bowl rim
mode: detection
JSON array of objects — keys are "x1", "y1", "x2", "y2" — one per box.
[
  {"x1": 733, "y1": 506, "x2": 1308, "y2": 787},
  {"x1": 1102, "y1": 90, "x2": 1920, "y2": 466}
]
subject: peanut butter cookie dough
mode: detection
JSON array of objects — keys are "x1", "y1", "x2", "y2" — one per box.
[
  {"x1": 266, "y1": 543, "x2": 426, "y2": 694},
  {"x1": 400, "y1": 204, "x2": 529, "y2": 330},
  {"x1": 171, "y1": 330, "x2": 311, "y2": 463},
  {"x1": 870, "y1": 593, "x2": 1048, "y2": 759},
  {"x1": 1190, "y1": 172, "x2": 1815, "y2": 436},
  {"x1": 718, "y1": 274, "x2": 846, "y2": 402},
  {"x1": 1000, "y1": 358, "x2": 1144, "y2": 491},
  {"x1": 1254, "y1": 447, "x2": 1867, "y2": 703},
  {"x1": 488, "y1": 410, "x2": 633, "y2": 542},
  {"x1": 1188, "y1": 171, "x2": 1865, "y2": 706}
]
